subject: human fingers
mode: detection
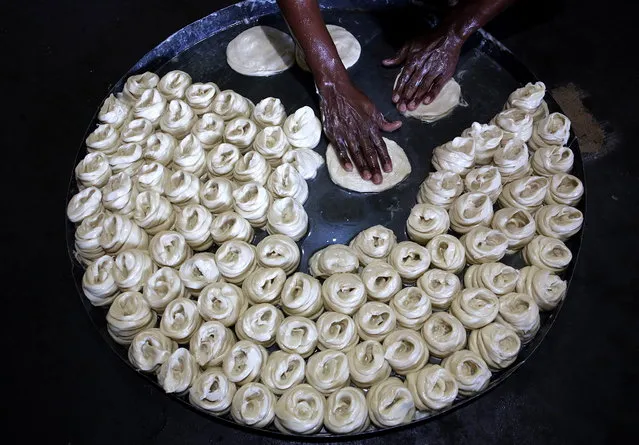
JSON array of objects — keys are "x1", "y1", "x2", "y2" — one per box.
[
  {"x1": 358, "y1": 130, "x2": 383, "y2": 184},
  {"x1": 407, "y1": 71, "x2": 440, "y2": 110},
  {"x1": 375, "y1": 113, "x2": 402, "y2": 133},
  {"x1": 392, "y1": 63, "x2": 416, "y2": 105},
  {"x1": 332, "y1": 134, "x2": 354, "y2": 172},
  {"x1": 370, "y1": 127, "x2": 392, "y2": 174},
  {"x1": 423, "y1": 74, "x2": 447, "y2": 105},
  {"x1": 396, "y1": 64, "x2": 430, "y2": 112},
  {"x1": 346, "y1": 131, "x2": 371, "y2": 180}
]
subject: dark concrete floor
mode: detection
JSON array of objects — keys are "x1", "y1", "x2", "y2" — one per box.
[{"x1": 3, "y1": 0, "x2": 637, "y2": 444}]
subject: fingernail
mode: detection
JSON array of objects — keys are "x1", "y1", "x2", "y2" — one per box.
[
  {"x1": 408, "y1": 101, "x2": 417, "y2": 110},
  {"x1": 382, "y1": 162, "x2": 392, "y2": 173},
  {"x1": 398, "y1": 103, "x2": 406, "y2": 112},
  {"x1": 344, "y1": 162, "x2": 353, "y2": 171},
  {"x1": 361, "y1": 170, "x2": 371, "y2": 180},
  {"x1": 372, "y1": 173, "x2": 383, "y2": 184},
  {"x1": 392, "y1": 94, "x2": 399, "y2": 103},
  {"x1": 424, "y1": 95, "x2": 432, "y2": 104}
]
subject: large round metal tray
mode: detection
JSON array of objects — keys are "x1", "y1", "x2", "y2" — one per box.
[{"x1": 65, "y1": 0, "x2": 585, "y2": 439}]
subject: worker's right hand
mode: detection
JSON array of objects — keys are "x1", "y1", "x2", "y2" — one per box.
[{"x1": 318, "y1": 78, "x2": 402, "y2": 184}]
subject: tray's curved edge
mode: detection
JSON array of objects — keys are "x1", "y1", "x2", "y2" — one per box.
[
  {"x1": 120, "y1": 0, "x2": 414, "y2": 88},
  {"x1": 65, "y1": 1, "x2": 586, "y2": 440}
]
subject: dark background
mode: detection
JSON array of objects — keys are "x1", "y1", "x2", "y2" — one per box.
[{"x1": 3, "y1": 0, "x2": 637, "y2": 443}]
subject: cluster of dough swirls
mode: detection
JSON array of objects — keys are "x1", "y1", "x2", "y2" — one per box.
[
  {"x1": 71, "y1": 72, "x2": 327, "y2": 416},
  {"x1": 69, "y1": 72, "x2": 583, "y2": 435},
  {"x1": 71, "y1": 75, "x2": 322, "y2": 259}
]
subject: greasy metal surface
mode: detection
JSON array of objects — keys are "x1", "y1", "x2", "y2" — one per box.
[{"x1": 66, "y1": 1, "x2": 584, "y2": 439}]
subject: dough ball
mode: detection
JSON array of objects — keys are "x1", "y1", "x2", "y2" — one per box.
[
  {"x1": 397, "y1": 77, "x2": 461, "y2": 122},
  {"x1": 226, "y1": 26, "x2": 295, "y2": 76},
  {"x1": 326, "y1": 138, "x2": 412, "y2": 193}
]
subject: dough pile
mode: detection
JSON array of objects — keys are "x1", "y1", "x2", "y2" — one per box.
[
  {"x1": 72, "y1": 71, "x2": 322, "y2": 252},
  {"x1": 417, "y1": 171, "x2": 463, "y2": 209},
  {"x1": 230, "y1": 382, "x2": 276, "y2": 428},
  {"x1": 432, "y1": 137, "x2": 475, "y2": 176},
  {"x1": 316, "y1": 312, "x2": 359, "y2": 351},
  {"x1": 462, "y1": 122, "x2": 502, "y2": 164},
  {"x1": 70, "y1": 69, "x2": 583, "y2": 436},
  {"x1": 310, "y1": 244, "x2": 359, "y2": 278},
  {"x1": 280, "y1": 272, "x2": 323, "y2": 319},
  {"x1": 283, "y1": 106, "x2": 322, "y2": 149},
  {"x1": 505, "y1": 81, "x2": 547, "y2": 120},
  {"x1": 276, "y1": 316, "x2": 318, "y2": 357},
  {"x1": 324, "y1": 386, "x2": 369, "y2": 434},
  {"x1": 72, "y1": 68, "x2": 327, "y2": 420}
]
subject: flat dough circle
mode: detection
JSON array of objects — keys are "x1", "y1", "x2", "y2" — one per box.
[
  {"x1": 394, "y1": 76, "x2": 461, "y2": 122},
  {"x1": 227, "y1": 26, "x2": 295, "y2": 76},
  {"x1": 296, "y1": 25, "x2": 361, "y2": 71},
  {"x1": 326, "y1": 138, "x2": 412, "y2": 193}
]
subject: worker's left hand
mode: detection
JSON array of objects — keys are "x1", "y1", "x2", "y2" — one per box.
[{"x1": 383, "y1": 28, "x2": 462, "y2": 112}]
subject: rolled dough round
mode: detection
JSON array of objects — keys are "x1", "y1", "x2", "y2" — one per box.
[
  {"x1": 296, "y1": 25, "x2": 361, "y2": 71},
  {"x1": 226, "y1": 26, "x2": 295, "y2": 77},
  {"x1": 394, "y1": 76, "x2": 461, "y2": 122},
  {"x1": 326, "y1": 138, "x2": 412, "y2": 193}
]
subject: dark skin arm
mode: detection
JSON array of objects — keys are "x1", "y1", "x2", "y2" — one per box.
[
  {"x1": 277, "y1": 0, "x2": 401, "y2": 184},
  {"x1": 384, "y1": 0, "x2": 518, "y2": 112}
]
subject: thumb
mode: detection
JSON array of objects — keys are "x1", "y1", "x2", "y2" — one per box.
[
  {"x1": 382, "y1": 46, "x2": 408, "y2": 67},
  {"x1": 376, "y1": 113, "x2": 402, "y2": 132}
]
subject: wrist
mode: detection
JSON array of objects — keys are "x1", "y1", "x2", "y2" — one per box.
[
  {"x1": 316, "y1": 67, "x2": 351, "y2": 94},
  {"x1": 441, "y1": 16, "x2": 476, "y2": 46}
]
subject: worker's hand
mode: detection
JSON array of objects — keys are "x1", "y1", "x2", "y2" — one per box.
[
  {"x1": 318, "y1": 79, "x2": 402, "y2": 184},
  {"x1": 383, "y1": 28, "x2": 462, "y2": 112}
]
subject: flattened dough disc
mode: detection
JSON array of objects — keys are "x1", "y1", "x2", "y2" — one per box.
[
  {"x1": 394, "y1": 76, "x2": 462, "y2": 122},
  {"x1": 226, "y1": 26, "x2": 295, "y2": 76},
  {"x1": 326, "y1": 138, "x2": 412, "y2": 193},
  {"x1": 296, "y1": 25, "x2": 361, "y2": 71}
]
